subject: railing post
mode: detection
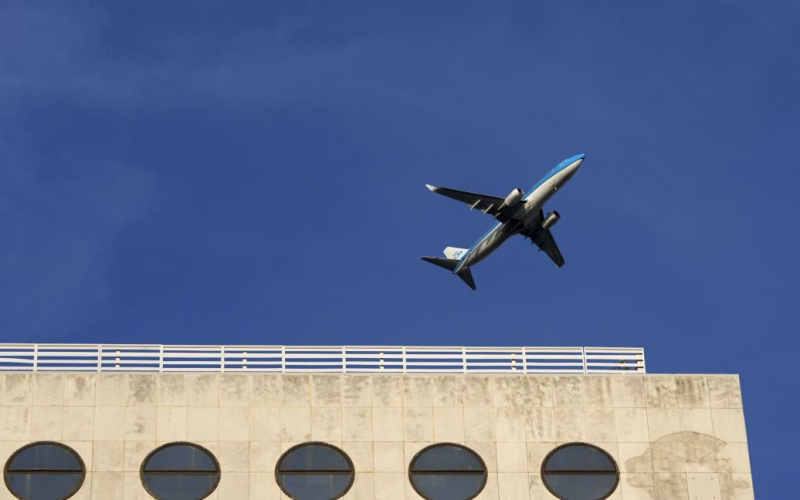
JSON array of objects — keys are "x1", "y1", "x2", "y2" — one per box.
[
  {"x1": 159, "y1": 345, "x2": 164, "y2": 373},
  {"x1": 402, "y1": 347, "x2": 407, "y2": 374},
  {"x1": 379, "y1": 351, "x2": 384, "y2": 372},
  {"x1": 581, "y1": 347, "x2": 588, "y2": 374},
  {"x1": 281, "y1": 346, "x2": 286, "y2": 373},
  {"x1": 522, "y1": 347, "x2": 528, "y2": 374},
  {"x1": 342, "y1": 347, "x2": 346, "y2": 374},
  {"x1": 33, "y1": 344, "x2": 38, "y2": 372},
  {"x1": 97, "y1": 345, "x2": 102, "y2": 372},
  {"x1": 220, "y1": 346, "x2": 225, "y2": 373},
  {"x1": 462, "y1": 347, "x2": 467, "y2": 373}
]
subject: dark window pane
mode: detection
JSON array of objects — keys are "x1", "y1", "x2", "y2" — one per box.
[
  {"x1": 541, "y1": 444, "x2": 619, "y2": 500},
  {"x1": 4, "y1": 443, "x2": 85, "y2": 500},
  {"x1": 409, "y1": 444, "x2": 487, "y2": 500},
  {"x1": 277, "y1": 473, "x2": 353, "y2": 500},
  {"x1": 143, "y1": 474, "x2": 222, "y2": 500},
  {"x1": 7, "y1": 444, "x2": 82, "y2": 471},
  {"x1": 278, "y1": 445, "x2": 351, "y2": 471},
  {"x1": 410, "y1": 474, "x2": 487, "y2": 500},
  {"x1": 5, "y1": 473, "x2": 83, "y2": 500},
  {"x1": 275, "y1": 444, "x2": 354, "y2": 499},
  {"x1": 143, "y1": 445, "x2": 217, "y2": 472},
  {"x1": 140, "y1": 444, "x2": 220, "y2": 500},
  {"x1": 544, "y1": 445, "x2": 616, "y2": 472},
  {"x1": 543, "y1": 473, "x2": 618, "y2": 500},
  {"x1": 410, "y1": 445, "x2": 484, "y2": 472}
]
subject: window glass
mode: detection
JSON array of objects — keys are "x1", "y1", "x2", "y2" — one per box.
[
  {"x1": 278, "y1": 445, "x2": 351, "y2": 471},
  {"x1": 4, "y1": 442, "x2": 85, "y2": 500},
  {"x1": 541, "y1": 444, "x2": 619, "y2": 500},
  {"x1": 544, "y1": 444, "x2": 616, "y2": 472},
  {"x1": 410, "y1": 445, "x2": 484, "y2": 472},
  {"x1": 140, "y1": 443, "x2": 220, "y2": 500},
  {"x1": 275, "y1": 443, "x2": 354, "y2": 500},
  {"x1": 409, "y1": 444, "x2": 487, "y2": 500},
  {"x1": 143, "y1": 445, "x2": 218, "y2": 472}
]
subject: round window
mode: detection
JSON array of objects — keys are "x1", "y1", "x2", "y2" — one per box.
[
  {"x1": 275, "y1": 442, "x2": 355, "y2": 500},
  {"x1": 541, "y1": 443, "x2": 619, "y2": 500},
  {"x1": 4, "y1": 442, "x2": 85, "y2": 500},
  {"x1": 140, "y1": 442, "x2": 220, "y2": 500},
  {"x1": 408, "y1": 443, "x2": 487, "y2": 500}
]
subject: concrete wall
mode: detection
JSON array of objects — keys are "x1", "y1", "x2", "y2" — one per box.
[{"x1": 0, "y1": 373, "x2": 752, "y2": 500}]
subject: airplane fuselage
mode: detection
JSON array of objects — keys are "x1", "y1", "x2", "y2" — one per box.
[{"x1": 453, "y1": 154, "x2": 584, "y2": 273}]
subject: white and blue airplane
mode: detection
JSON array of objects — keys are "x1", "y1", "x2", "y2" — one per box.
[{"x1": 422, "y1": 153, "x2": 585, "y2": 290}]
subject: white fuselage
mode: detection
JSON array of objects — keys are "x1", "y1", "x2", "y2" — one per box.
[{"x1": 454, "y1": 156, "x2": 584, "y2": 273}]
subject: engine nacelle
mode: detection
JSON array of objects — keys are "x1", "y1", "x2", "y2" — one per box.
[
  {"x1": 542, "y1": 211, "x2": 560, "y2": 230},
  {"x1": 502, "y1": 188, "x2": 524, "y2": 208}
]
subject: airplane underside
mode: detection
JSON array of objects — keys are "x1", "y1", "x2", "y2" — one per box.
[{"x1": 422, "y1": 154, "x2": 584, "y2": 290}]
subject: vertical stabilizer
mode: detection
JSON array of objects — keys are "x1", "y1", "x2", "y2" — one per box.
[{"x1": 443, "y1": 247, "x2": 469, "y2": 260}]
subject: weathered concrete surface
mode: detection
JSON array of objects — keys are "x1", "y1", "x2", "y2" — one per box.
[{"x1": 0, "y1": 373, "x2": 753, "y2": 499}]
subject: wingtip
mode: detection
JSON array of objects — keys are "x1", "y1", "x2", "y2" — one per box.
[{"x1": 425, "y1": 184, "x2": 438, "y2": 192}]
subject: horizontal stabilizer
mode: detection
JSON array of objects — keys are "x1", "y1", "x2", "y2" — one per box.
[
  {"x1": 421, "y1": 256, "x2": 459, "y2": 271},
  {"x1": 421, "y1": 257, "x2": 478, "y2": 290},
  {"x1": 457, "y1": 268, "x2": 477, "y2": 290}
]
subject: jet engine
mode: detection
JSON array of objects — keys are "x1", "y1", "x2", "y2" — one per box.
[
  {"x1": 502, "y1": 188, "x2": 524, "y2": 208},
  {"x1": 542, "y1": 211, "x2": 560, "y2": 229}
]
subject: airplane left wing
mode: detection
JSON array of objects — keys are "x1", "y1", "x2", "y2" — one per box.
[
  {"x1": 531, "y1": 229, "x2": 565, "y2": 268},
  {"x1": 425, "y1": 185, "x2": 506, "y2": 218},
  {"x1": 520, "y1": 211, "x2": 565, "y2": 268}
]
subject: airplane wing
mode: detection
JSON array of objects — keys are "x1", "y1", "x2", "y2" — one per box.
[
  {"x1": 520, "y1": 211, "x2": 565, "y2": 268},
  {"x1": 531, "y1": 229, "x2": 565, "y2": 268},
  {"x1": 425, "y1": 185, "x2": 507, "y2": 218}
]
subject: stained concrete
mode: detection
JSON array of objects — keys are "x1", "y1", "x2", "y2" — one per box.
[{"x1": 0, "y1": 373, "x2": 753, "y2": 499}]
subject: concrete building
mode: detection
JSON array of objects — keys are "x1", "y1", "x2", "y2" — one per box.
[{"x1": 0, "y1": 345, "x2": 752, "y2": 500}]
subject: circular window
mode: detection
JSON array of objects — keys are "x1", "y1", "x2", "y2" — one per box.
[
  {"x1": 541, "y1": 443, "x2": 619, "y2": 500},
  {"x1": 140, "y1": 442, "x2": 220, "y2": 500},
  {"x1": 275, "y1": 442, "x2": 355, "y2": 500},
  {"x1": 408, "y1": 443, "x2": 487, "y2": 500},
  {"x1": 4, "y1": 442, "x2": 85, "y2": 500}
]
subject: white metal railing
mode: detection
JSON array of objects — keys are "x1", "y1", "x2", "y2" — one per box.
[{"x1": 0, "y1": 344, "x2": 645, "y2": 374}]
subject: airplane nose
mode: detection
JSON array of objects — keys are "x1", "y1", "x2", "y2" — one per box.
[
  {"x1": 571, "y1": 154, "x2": 585, "y2": 171},
  {"x1": 562, "y1": 154, "x2": 584, "y2": 179}
]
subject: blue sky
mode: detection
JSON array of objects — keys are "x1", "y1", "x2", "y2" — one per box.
[{"x1": 1, "y1": 0, "x2": 797, "y2": 494}]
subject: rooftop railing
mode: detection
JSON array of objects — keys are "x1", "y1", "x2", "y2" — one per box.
[{"x1": 0, "y1": 344, "x2": 645, "y2": 374}]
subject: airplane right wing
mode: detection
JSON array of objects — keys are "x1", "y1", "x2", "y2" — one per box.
[{"x1": 425, "y1": 185, "x2": 507, "y2": 219}]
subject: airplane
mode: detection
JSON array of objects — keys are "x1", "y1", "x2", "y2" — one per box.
[{"x1": 422, "y1": 153, "x2": 585, "y2": 290}]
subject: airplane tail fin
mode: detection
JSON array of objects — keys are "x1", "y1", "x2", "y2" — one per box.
[
  {"x1": 421, "y1": 257, "x2": 477, "y2": 290},
  {"x1": 443, "y1": 247, "x2": 468, "y2": 260}
]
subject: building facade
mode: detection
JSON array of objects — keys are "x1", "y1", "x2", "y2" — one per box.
[{"x1": 0, "y1": 346, "x2": 753, "y2": 500}]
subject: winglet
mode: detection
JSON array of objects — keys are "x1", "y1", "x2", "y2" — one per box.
[{"x1": 425, "y1": 184, "x2": 438, "y2": 192}]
